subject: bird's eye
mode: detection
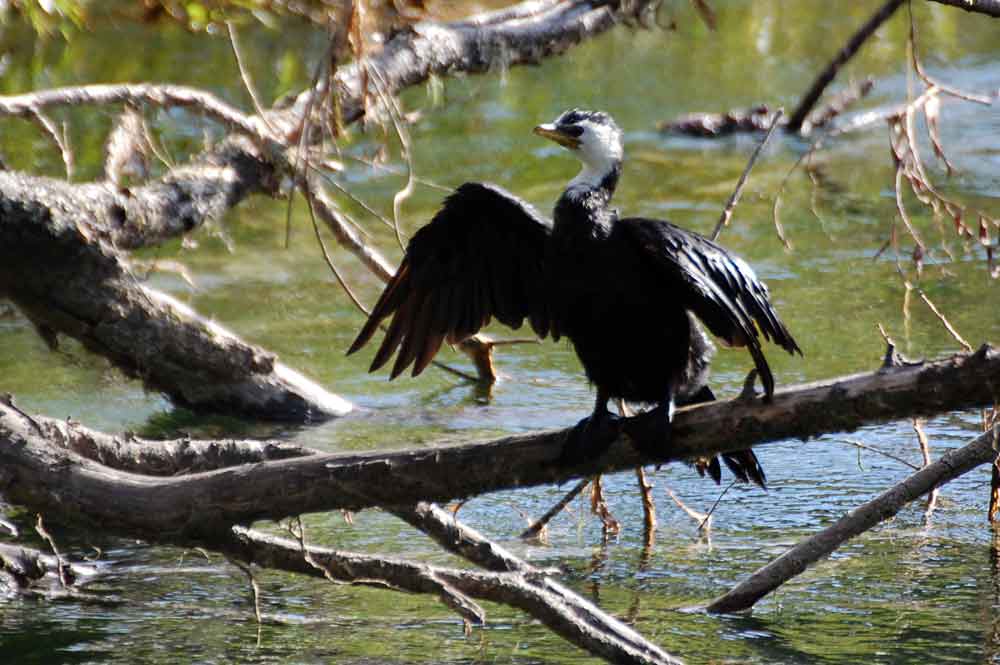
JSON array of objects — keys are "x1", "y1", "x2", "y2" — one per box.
[{"x1": 559, "y1": 125, "x2": 584, "y2": 137}]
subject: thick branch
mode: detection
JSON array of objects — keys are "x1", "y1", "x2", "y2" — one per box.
[
  {"x1": 0, "y1": 138, "x2": 277, "y2": 250},
  {"x1": 706, "y1": 425, "x2": 1000, "y2": 613},
  {"x1": 0, "y1": 179, "x2": 351, "y2": 420},
  {"x1": 288, "y1": 0, "x2": 653, "y2": 132},
  {"x1": 1, "y1": 347, "x2": 997, "y2": 541}
]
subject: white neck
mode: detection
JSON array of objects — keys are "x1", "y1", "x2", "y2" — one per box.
[{"x1": 568, "y1": 163, "x2": 610, "y2": 190}]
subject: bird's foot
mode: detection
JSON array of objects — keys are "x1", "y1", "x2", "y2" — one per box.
[
  {"x1": 622, "y1": 402, "x2": 674, "y2": 462},
  {"x1": 558, "y1": 411, "x2": 624, "y2": 465},
  {"x1": 738, "y1": 369, "x2": 761, "y2": 401}
]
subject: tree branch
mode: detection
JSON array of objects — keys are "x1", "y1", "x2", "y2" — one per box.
[
  {"x1": 222, "y1": 526, "x2": 682, "y2": 665},
  {"x1": 706, "y1": 424, "x2": 1000, "y2": 613},
  {"x1": 286, "y1": 0, "x2": 657, "y2": 133},
  {"x1": 786, "y1": 0, "x2": 906, "y2": 133},
  {"x1": 1, "y1": 346, "x2": 997, "y2": 542},
  {"x1": 0, "y1": 176, "x2": 351, "y2": 420}
]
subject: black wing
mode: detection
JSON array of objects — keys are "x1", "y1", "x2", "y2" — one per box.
[
  {"x1": 621, "y1": 218, "x2": 801, "y2": 397},
  {"x1": 347, "y1": 183, "x2": 553, "y2": 378}
]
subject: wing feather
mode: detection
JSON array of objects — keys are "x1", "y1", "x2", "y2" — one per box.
[
  {"x1": 348, "y1": 182, "x2": 552, "y2": 378},
  {"x1": 622, "y1": 218, "x2": 800, "y2": 397}
]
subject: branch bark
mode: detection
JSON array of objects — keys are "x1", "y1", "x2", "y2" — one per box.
[
  {"x1": 1, "y1": 346, "x2": 997, "y2": 542},
  {"x1": 706, "y1": 424, "x2": 1000, "y2": 613},
  {"x1": 0, "y1": 173, "x2": 351, "y2": 420},
  {"x1": 284, "y1": 0, "x2": 656, "y2": 134},
  {"x1": 221, "y1": 526, "x2": 682, "y2": 665}
]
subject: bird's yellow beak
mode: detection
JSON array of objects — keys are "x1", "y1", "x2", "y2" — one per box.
[{"x1": 533, "y1": 123, "x2": 581, "y2": 149}]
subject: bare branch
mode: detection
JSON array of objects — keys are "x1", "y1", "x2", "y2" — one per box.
[
  {"x1": 3, "y1": 347, "x2": 998, "y2": 542},
  {"x1": 918, "y1": 292, "x2": 974, "y2": 352},
  {"x1": 223, "y1": 526, "x2": 683, "y2": 665},
  {"x1": 706, "y1": 424, "x2": 999, "y2": 613},
  {"x1": 519, "y1": 479, "x2": 590, "y2": 541},
  {"x1": 711, "y1": 109, "x2": 783, "y2": 241},
  {"x1": 0, "y1": 175, "x2": 351, "y2": 419},
  {"x1": 0, "y1": 83, "x2": 273, "y2": 143}
]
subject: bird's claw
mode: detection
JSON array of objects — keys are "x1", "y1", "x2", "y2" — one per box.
[
  {"x1": 622, "y1": 409, "x2": 673, "y2": 461},
  {"x1": 558, "y1": 412, "x2": 623, "y2": 465}
]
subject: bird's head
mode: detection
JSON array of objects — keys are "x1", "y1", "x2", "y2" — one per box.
[
  {"x1": 534, "y1": 109, "x2": 622, "y2": 166},
  {"x1": 534, "y1": 109, "x2": 623, "y2": 191}
]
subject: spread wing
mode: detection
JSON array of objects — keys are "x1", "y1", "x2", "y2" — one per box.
[
  {"x1": 621, "y1": 218, "x2": 801, "y2": 397},
  {"x1": 347, "y1": 182, "x2": 553, "y2": 379}
]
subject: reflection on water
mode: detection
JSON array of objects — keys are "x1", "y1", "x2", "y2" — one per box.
[{"x1": 1, "y1": 1, "x2": 1000, "y2": 663}]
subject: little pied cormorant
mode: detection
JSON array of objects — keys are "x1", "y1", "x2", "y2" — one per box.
[{"x1": 348, "y1": 109, "x2": 801, "y2": 486}]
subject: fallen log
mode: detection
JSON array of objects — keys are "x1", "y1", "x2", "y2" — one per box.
[{"x1": 1, "y1": 346, "x2": 997, "y2": 542}]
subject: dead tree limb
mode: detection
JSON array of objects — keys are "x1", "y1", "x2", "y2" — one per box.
[
  {"x1": 390, "y1": 502, "x2": 536, "y2": 573},
  {"x1": 1, "y1": 346, "x2": 997, "y2": 542},
  {"x1": 706, "y1": 424, "x2": 1000, "y2": 614},
  {"x1": 222, "y1": 526, "x2": 683, "y2": 665},
  {"x1": 0, "y1": 174, "x2": 351, "y2": 420},
  {"x1": 0, "y1": 138, "x2": 277, "y2": 251},
  {"x1": 0, "y1": 542, "x2": 100, "y2": 599},
  {"x1": 385, "y1": 503, "x2": 680, "y2": 663},
  {"x1": 283, "y1": 0, "x2": 661, "y2": 135}
]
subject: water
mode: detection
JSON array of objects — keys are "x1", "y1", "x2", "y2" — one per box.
[{"x1": 1, "y1": 2, "x2": 999, "y2": 663}]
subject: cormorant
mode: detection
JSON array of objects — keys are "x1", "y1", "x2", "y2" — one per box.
[{"x1": 348, "y1": 109, "x2": 801, "y2": 485}]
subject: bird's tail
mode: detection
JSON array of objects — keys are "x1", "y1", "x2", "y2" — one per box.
[{"x1": 682, "y1": 385, "x2": 767, "y2": 488}]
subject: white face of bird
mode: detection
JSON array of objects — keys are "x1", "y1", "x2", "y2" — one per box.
[{"x1": 534, "y1": 109, "x2": 623, "y2": 189}]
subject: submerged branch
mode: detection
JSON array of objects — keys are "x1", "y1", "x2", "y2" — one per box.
[
  {"x1": 706, "y1": 424, "x2": 1000, "y2": 613},
  {"x1": 222, "y1": 526, "x2": 682, "y2": 665}
]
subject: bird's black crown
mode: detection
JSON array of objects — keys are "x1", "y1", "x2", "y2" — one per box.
[{"x1": 555, "y1": 108, "x2": 617, "y2": 130}]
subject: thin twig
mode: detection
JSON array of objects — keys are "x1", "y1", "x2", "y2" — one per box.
[
  {"x1": 519, "y1": 479, "x2": 590, "y2": 540},
  {"x1": 711, "y1": 109, "x2": 783, "y2": 242},
  {"x1": 366, "y1": 63, "x2": 415, "y2": 252},
  {"x1": 230, "y1": 558, "x2": 264, "y2": 624},
  {"x1": 786, "y1": 0, "x2": 906, "y2": 133},
  {"x1": 227, "y1": 22, "x2": 274, "y2": 129},
  {"x1": 665, "y1": 487, "x2": 712, "y2": 535},
  {"x1": 837, "y1": 438, "x2": 921, "y2": 470},
  {"x1": 913, "y1": 418, "x2": 939, "y2": 518},
  {"x1": 34, "y1": 515, "x2": 71, "y2": 589},
  {"x1": 918, "y1": 291, "x2": 973, "y2": 352},
  {"x1": 302, "y1": 181, "x2": 372, "y2": 315},
  {"x1": 908, "y1": 5, "x2": 994, "y2": 105},
  {"x1": 29, "y1": 108, "x2": 73, "y2": 178}
]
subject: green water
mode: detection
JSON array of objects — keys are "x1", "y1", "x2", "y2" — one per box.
[{"x1": 2, "y1": 2, "x2": 1000, "y2": 663}]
